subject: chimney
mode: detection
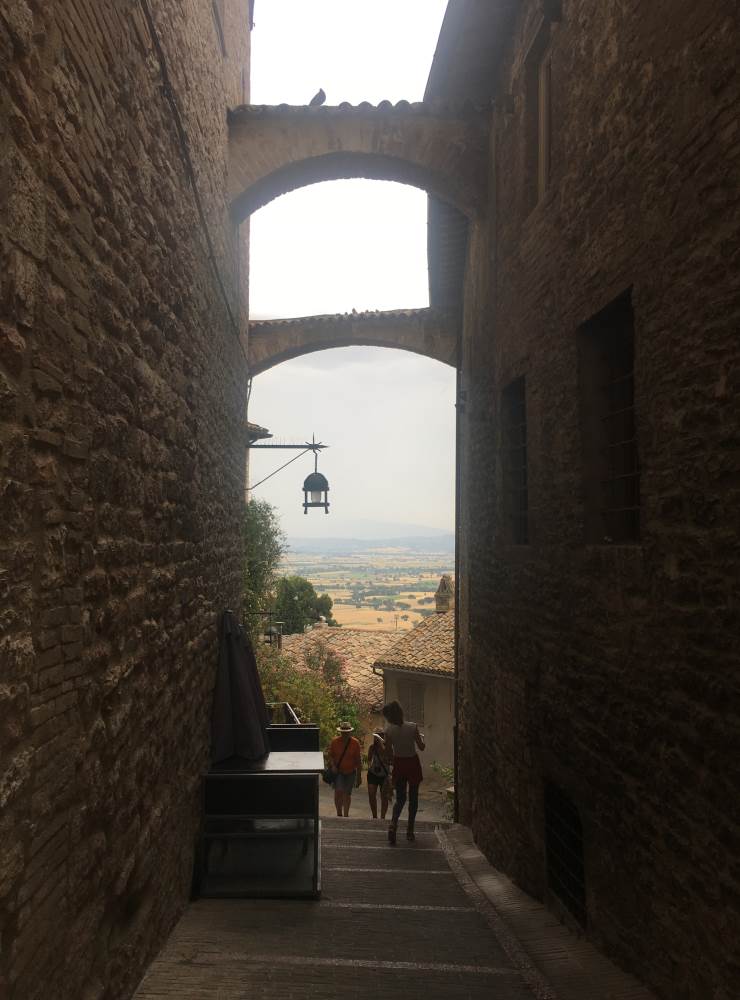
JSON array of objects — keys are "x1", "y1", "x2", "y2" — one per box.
[{"x1": 435, "y1": 574, "x2": 454, "y2": 614}]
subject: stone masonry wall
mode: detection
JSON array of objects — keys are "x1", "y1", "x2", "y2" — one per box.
[
  {"x1": 459, "y1": 2, "x2": 740, "y2": 998},
  {"x1": 0, "y1": 2, "x2": 251, "y2": 998}
]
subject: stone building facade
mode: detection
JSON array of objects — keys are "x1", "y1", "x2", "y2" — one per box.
[
  {"x1": 0, "y1": 2, "x2": 251, "y2": 998},
  {"x1": 375, "y1": 577, "x2": 455, "y2": 770},
  {"x1": 1, "y1": 2, "x2": 738, "y2": 1000},
  {"x1": 427, "y1": 3, "x2": 740, "y2": 999}
]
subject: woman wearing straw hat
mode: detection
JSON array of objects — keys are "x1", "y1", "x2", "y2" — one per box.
[{"x1": 326, "y1": 721, "x2": 362, "y2": 817}]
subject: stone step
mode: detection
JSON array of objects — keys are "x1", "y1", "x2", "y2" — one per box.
[
  {"x1": 136, "y1": 958, "x2": 533, "y2": 1000},
  {"x1": 163, "y1": 898, "x2": 513, "y2": 969},
  {"x1": 323, "y1": 845, "x2": 447, "y2": 871},
  {"x1": 322, "y1": 817, "x2": 446, "y2": 832},
  {"x1": 321, "y1": 866, "x2": 471, "y2": 908}
]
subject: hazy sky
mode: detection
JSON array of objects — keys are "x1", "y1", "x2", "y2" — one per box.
[
  {"x1": 250, "y1": 0, "x2": 448, "y2": 107},
  {"x1": 249, "y1": 181, "x2": 429, "y2": 319},
  {"x1": 247, "y1": 1, "x2": 455, "y2": 539}
]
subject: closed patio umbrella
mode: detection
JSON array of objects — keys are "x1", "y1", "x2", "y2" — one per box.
[{"x1": 210, "y1": 610, "x2": 269, "y2": 765}]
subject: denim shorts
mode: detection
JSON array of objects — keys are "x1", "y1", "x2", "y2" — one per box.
[{"x1": 334, "y1": 770, "x2": 356, "y2": 793}]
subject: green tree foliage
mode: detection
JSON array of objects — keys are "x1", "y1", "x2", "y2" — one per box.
[
  {"x1": 243, "y1": 499, "x2": 285, "y2": 636},
  {"x1": 315, "y1": 592, "x2": 335, "y2": 621},
  {"x1": 274, "y1": 575, "x2": 338, "y2": 634},
  {"x1": 430, "y1": 761, "x2": 455, "y2": 820},
  {"x1": 257, "y1": 640, "x2": 360, "y2": 747}
]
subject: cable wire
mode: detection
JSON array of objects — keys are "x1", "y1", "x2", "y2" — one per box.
[
  {"x1": 138, "y1": 0, "x2": 252, "y2": 383},
  {"x1": 249, "y1": 447, "x2": 313, "y2": 490}
]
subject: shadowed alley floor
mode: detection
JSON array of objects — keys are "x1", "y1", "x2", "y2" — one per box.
[{"x1": 134, "y1": 819, "x2": 656, "y2": 1000}]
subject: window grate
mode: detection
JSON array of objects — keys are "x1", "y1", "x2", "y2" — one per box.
[
  {"x1": 544, "y1": 780, "x2": 586, "y2": 926},
  {"x1": 503, "y1": 377, "x2": 529, "y2": 544}
]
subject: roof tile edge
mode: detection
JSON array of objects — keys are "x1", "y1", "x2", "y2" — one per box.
[
  {"x1": 249, "y1": 307, "x2": 458, "y2": 330},
  {"x1": 228, "y1": 99, "x2": 488, "y2": 120}
]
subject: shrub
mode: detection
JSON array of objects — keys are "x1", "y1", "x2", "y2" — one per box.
[
  {"x1": 431, "y1": 760, "x2": 455, "y2": 821},
  {"x1": 243, "y1": 498, "x2": 285, "y2": 638},
  {"x1": 257, "y1": 641, "x2": 361, "y2": 748}
]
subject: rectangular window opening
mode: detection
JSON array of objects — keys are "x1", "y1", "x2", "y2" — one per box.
[
  {"x1": 503, "y1": 376, "x2": 529, "y2": 544},
  {"x1": 525, "y1": 23, "x2": 553, "y2": 210},
  {"x1": 397, "y1": 678, "x2": 425, "y2": 727},
  {"x1": 212, "y1": 0, "x2": 227, "y2": 56},
  {"x1": 544, "y1": 780, "x2": 586, "y2": 927},
  {"x1": 537, "y1": 54, "x2": 552, "y2": 200},
  {"x1": 578, "y1": 291, "x2": 639, "y2": 544}
]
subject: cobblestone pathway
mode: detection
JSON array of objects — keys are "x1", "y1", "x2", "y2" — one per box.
[
  {"x1": 135, "y1": 818, "x2": 654, "y2": 1000},
  {"x1": 134, "y1": 818, "x2": 548, "y2": 999}
]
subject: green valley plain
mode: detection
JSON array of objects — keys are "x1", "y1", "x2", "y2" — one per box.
[{"x1": 282, "y1": 534, "x2": 455, "y2": 631}]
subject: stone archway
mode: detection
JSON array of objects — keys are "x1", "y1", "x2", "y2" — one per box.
[
  {"x1": 228, "y1": 101, "x2": 489, "y2": 222},
  {"x1": 248, "y1": 307, "x2": 459, "y2": 374}
]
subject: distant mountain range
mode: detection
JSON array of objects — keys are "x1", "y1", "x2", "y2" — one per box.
[
  {"x1": 286, "y1": 533, "x2": 455, "y2": 555},
  {"x1": 283, "y1": 518, "x2": 452, "y2": 540}
]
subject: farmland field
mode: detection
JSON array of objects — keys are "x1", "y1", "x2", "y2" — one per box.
[{"x1": 281, "y1": 545, "x2": 454, "y2": 631}]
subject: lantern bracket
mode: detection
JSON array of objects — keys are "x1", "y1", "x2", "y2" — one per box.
[{"x1": 248, "y1": 435, "x2": 328, "y2": 491}]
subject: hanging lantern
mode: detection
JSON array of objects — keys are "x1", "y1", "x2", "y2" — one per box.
[
  {"x1": 263, "y1": 622, "x2": 283, "y2": 649},
  {"x1": 302, "y1": 470, "x2": 330, "y2": 514},
  {"x1": 249, "y1": 432, "x2": 331, "y2": 513}
]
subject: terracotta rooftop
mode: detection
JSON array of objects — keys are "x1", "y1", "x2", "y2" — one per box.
[
  {"x1": 281, "y1": 627, "x2": 400, "y2": 710},
  {"x1": 229, "y1": 100, "x2": 486, "y2": 120},
  {"x1": 374, "y1": 611, "x2": 455, "y2": 677},
  {"x1": 249, "y1": 306, "x2": 456, "y2": 330},
  {"x1": 246, "y1": 421, "x2": 271, "y2": 443}
]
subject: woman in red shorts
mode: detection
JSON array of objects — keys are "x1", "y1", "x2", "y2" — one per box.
[{"x1": 382, "y1": 700, "x2": 425, "y2": 844}]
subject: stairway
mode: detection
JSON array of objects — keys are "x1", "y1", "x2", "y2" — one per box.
[{"x1": 134, "y1": 815, "x2": 539, "y2": 999}]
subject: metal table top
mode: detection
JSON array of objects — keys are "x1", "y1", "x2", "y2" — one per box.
[{"x1": 208, "y1": 751, "x2": 325, "y2": 775}]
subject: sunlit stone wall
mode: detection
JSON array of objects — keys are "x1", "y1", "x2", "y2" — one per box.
[
  {"x1": 0, "y1": 2, "x2": 250, "y2": 997},
  {"x1": 456, "y1": 3, "x2": 740, "y2": 999}
]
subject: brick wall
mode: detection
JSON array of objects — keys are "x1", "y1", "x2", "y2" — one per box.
[
  {"x1": 458, "y1": 1, "x2": 740, "y2": 998},
  {"x1": 0, "y1": 2, "x2": 251, "y2": 997}
]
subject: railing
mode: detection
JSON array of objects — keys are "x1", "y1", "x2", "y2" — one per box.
[
  {"x1": 267, "y1": 701, "x2": 301, "y2": 725},
  {"x1": 266, "y1": 703, "x2": 320, "y2": 752}
]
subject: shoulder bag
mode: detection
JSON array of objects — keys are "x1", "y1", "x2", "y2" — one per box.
[{"x1": 323, "y1": 738, "x2": 351, "y2": 785}]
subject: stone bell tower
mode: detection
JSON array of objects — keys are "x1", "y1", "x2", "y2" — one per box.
[{"x1": 434, "y1": 574, "x2": 454, "y2": 614}]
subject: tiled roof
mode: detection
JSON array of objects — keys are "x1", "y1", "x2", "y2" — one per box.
[
  {"x1": 374, "y1": 612, "x2": 454, "y2": 676},
  {"x1": 281, "y1": 627, "x2": 400, "y2": 710},
  {"x1": 246, "y1": 421, "x2": 271, "y2": 442},
  {"x1": 229, "y1": 100, "x2": 486, "y2": 120},
  {"x1": 249, "y1": 307, "x2": 455, "y2": 330}
]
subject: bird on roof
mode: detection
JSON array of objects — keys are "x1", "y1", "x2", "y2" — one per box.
[{"x1": 308, "y1": 88, "x2": 326, "y2": 107}]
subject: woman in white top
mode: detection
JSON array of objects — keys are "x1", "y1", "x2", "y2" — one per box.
[
  {"x1": 366, "y1": 730, "x2": 392, "y2": 819},
  {"x1": 382, "y1": 700, "x2": 425, "y2": 844}
]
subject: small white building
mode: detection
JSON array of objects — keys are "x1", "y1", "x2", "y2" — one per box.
[{"x1": 373, "y1": 576, "x2": 455, "y2": 770}]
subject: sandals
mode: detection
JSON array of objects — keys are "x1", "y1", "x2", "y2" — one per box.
[{"x1": 388, "y1": 824, "x2": 415, "y2": 843}]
